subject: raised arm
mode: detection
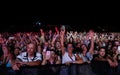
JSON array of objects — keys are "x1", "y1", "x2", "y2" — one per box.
[
  {"x1": 40, "y1": 29, "x2": 45, "y2": 44},
  {"x1": 88, "y1": 30, "x2": 94, "y2": 54},
  {"x1": 60, "y1": 27, "x2": 66, "y2": 55},
  {"x1": 51, "y1": 27, "x2": 59, "y2": 47}
]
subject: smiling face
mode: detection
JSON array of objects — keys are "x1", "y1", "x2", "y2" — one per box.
[
  {"x1": 99, "y1": 48, "x2": 106, "y2": 57},
  {"x1": 55, "y1": 41, "x2": 61, "y2": 49},
  {"x1": 81, "y1": 44, "x2": 87, "y2": 53},
  {"x1": 27, "y1": 43, "x2": 36, "y2": 56},
  {"x1": 67, "y1": 43, "x2": 74, "y2": 53}
]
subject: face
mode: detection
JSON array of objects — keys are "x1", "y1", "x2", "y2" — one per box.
[
  {"x1": 77, "y1": 43, "x2": 81, "y2": 48},
  {"x1": 115, "y1": 41, "x2": 119, "y2": 46},
  {"x1": 112, "y1": 46, "x2": 117, "y2": 53},
  {"x1": 50, "y1": 51, "x2": 55, "y2": 58},
  {"x1": 27, "y1": 43, "x2": 35, "y2": 56},
  {"x1": 67, "y1": 44, "x2": 73, "y2": 53},
  {"x1": 99, "y1": 48, "x2": 106, "y2": 57},
  {"x1": 44, "y1": 42, "x2": 48, "y2": 47},
  {"x1": 37, "y1": 45, "x2": 41, "y2": 53},
  {"x1": 56, "y1": 42, "x2": 61, "y2": 49},
  {"x1": 81, "y1": 45, "x2": 87, "y2": 53},
  {"x1": 14, "y1": 48, "x2": 20, "y2": 56}
]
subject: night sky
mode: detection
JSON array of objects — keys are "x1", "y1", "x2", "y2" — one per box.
[{"x1": 0, "y1": 15, "x2": 119, "y2": 32}]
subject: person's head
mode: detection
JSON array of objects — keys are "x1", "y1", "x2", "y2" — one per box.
[
  {"x1": 50, "y1": 50, "x2": 56, "y2": 59},
  {"x1": 55, "y1": 41, "x2": 61, "y2": 49},
  {"x1": 67, "y1": 43, "x2": 74, "y2": 53},
  {"x1": 81, "y1": 44, "x2": 88, "y2": 53},
  {"x1": 98, "y1": 47, "x2": 106, "y2": 57},
  {"x1": 114, "y1": 40, "x2": 119, "y2": 46},
  {"x1": 37, "y1": 45, "x2": 42, "y2": 53},
  {"x1": 111, "y1": 45, "x2": 118, "y2": 53},
  {"x1": 76, "y1": 42, "x2": 81, "y2": 48},
  {"x1": 27, "y1": 43, "x2": 36, "y2": 56},
  {"x1": 44, "y1": 42, "x2": 49, "y2": 47},
  {"x1": 49, "y1": 30, "x2": 52, "y2": 34},
  {"x1": 14, "y1": 47, "x2": 21, "y2": 56}
]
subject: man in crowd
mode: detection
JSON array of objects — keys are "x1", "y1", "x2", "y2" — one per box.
[{"x1": 12, "y1": 43, "x2": 42, "y2": 75}]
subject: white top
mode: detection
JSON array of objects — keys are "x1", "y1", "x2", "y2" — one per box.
[
  {"x1": 62, "y1": 52, "x2": 76, "y2": 64},
  {"x1": 17, "y1": 52, "x2": 42, "y2": 62},
  {"x1": 78, "y1": 52, "x2": 93, "y2": 62}
]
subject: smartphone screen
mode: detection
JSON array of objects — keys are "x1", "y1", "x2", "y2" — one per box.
[
  {"x1": 118, "y1": 46, "x2": 120, "y2": 52},
  {"x1": 43, "y1": 48, "x2": 46, "y2": 52},
  {"x1": 118, "y1": 55, "x2": 120, "y2": 60}
]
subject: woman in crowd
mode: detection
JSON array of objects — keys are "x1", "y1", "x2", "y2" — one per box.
[
  {"x1": 0, "y1": 27, "x2": 120, "y2": 75},
  {"x1": 1, "y1": 44, "x2": 15, "y2": 75},
  {"x1": 77, "y1": 30, "x2": 94, "y2": 75},
  {"x1": 60, "y1": 29, "x2": 84, "y2": 75},
  {"x1": 42, "y1": 50, "x2": 61, "y2": 75}
]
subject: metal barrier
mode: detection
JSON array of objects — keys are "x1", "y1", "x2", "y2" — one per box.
[{"x1": 0, "y1": 63, "x2": 120, "y2": 75}]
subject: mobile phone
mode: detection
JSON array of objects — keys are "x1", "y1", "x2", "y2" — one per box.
[
  {"x1": 118, "y1": 55, "x2": 120, "y2": 60},
  {"x1": 43, "y1": 47, "x2": 47, "y2": 52},
  {"x1": 118, "y1": 46, "x2": 120, "y2": 52}
]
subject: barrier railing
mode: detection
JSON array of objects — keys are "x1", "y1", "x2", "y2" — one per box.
[{"x1": 0, "y1": 62, "x2": 120, "y2": 75}]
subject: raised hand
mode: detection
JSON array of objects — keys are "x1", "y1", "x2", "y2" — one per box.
[
  {"x1": 89, "y1": 30, "x2": 94, "y2": 38},
  {"x1": 55, "y1": 27, "x2": 59, "y2": 34}
]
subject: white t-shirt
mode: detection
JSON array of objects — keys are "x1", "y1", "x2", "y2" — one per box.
[
  {"x1": 62, "y1": 52, "x2": 76, "y2": 64},
  {"x1": 17, "y1": 52, "x2": 42, "y2": 62},
  {"x1": 78, "y1": 52, "x2": 93, "y2": 62}
]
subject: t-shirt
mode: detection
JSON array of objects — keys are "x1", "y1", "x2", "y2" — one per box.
[
  {"x1": 17, "y1": 52, "x2": 42, "y2": 62},
  {"x1": 78, "y1": 52, "x2": 93, "y2": 62},
  {"x1": 91, "y1": 55, "x2": 109, "y2": 75},
  {"x1": 0, "y1": 44, "x2": 3, "y2": 57},
  {"x1": 62, "y1": 52, "x2": 76, "y2": 64}
]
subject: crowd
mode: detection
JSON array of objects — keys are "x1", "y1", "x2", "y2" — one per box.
[{"x1": 0, "y1": 26, "x2": 120, "y2": 75}]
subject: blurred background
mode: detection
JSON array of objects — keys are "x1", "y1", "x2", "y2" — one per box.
[{"x1": 0, "y1": 15, "x2": 119, "y2": 32}]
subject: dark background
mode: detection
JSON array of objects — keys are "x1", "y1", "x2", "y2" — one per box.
[{"x1": 0, "y1": 15, "x2": 119, "y2": 32}]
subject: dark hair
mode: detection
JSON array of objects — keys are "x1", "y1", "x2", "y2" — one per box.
[
  {"x1": 98, "y1": 47, "x2": 107, "y2": 58},
  {"x1": 15, "y1": 47, "x2": 21, "y2": 50},
  {"x1": 67, "y1": 42, "x2": 74, "y2": 48},
  {"x1": 98, "y1": 47, "x2": 106, "y2": 51},
  {"x1": 80, "y1": 44, "x2": 89, "y2": 52}
]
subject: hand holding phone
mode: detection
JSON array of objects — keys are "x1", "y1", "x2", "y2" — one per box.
[{"x1": 118, "y1": 46, "x2": 120, "y2": 52}]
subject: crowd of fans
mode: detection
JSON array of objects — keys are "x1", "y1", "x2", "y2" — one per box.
[{"x1": 0, "y1": 26, "x2": 120, "y2": 75}]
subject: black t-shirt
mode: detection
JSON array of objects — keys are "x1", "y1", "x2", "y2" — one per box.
[
  {"x1": 91, "y1": 54, "x2": 109, "y2": 75},
  {"x1": 0, "y1": 44, "x2": 3, "y2": 57}
]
